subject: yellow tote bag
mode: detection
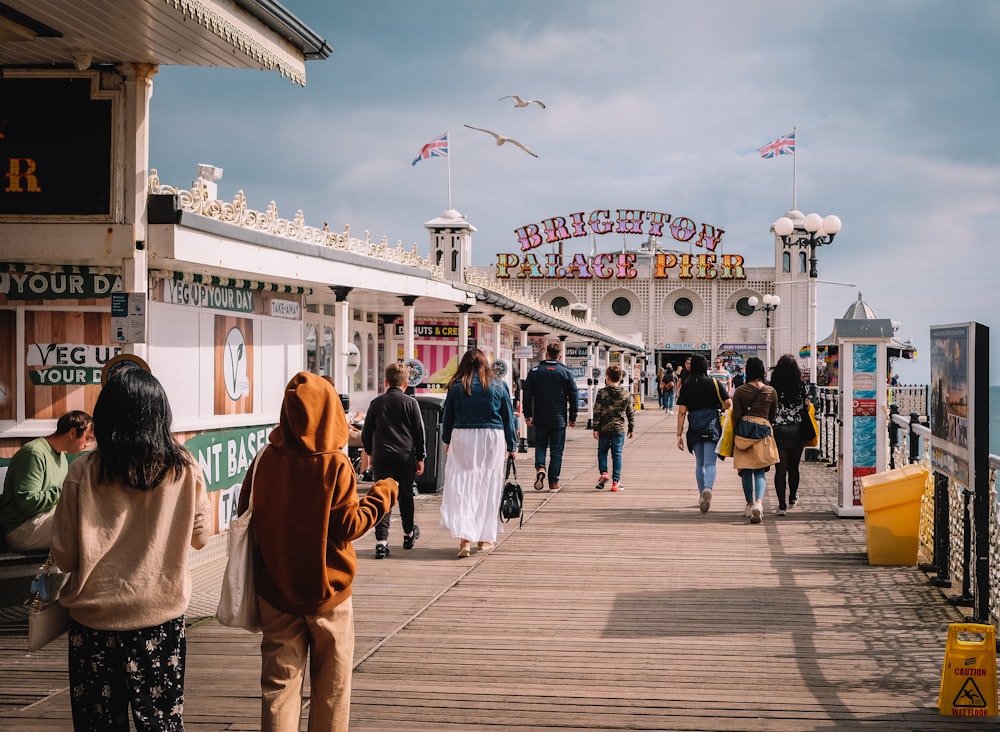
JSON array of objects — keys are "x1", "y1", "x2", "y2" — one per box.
[
  {"x1": 716, "y1": 410, "x2": 735, "y2": 458},
  {"x1": 804, "y1": 402, "x2": 819, "y2": 448}
]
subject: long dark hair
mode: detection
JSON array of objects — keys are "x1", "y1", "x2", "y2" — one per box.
[
  {"x1": 93, "y1": 368, "x2": 191, "y2": 490},
  {"x1": 771, "y1": 354, "x2": 804, "y2": 405},
  {"x1": 688, "y1": 354, "x2": 709, "y2": 380},
  {"x1": 446, "y1": 348, "x2": 493, "y2": 396}
]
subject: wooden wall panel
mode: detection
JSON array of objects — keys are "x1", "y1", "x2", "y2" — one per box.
[
  {"x1": 24, "y1": 311, "x2": 110, "y2": 419},
  {"x1": 0, "y1": 311, "x2": 13, "y2": 420},
  {"x1": 213, "y1": 315, "x2": 254, "y2": 415}
]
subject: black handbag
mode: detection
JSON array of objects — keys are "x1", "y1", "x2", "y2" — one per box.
[{"x1": 499, "y1": 456, "x2": 523, "y2": 526}]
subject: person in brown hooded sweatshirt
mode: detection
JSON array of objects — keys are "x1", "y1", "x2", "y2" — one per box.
[{"x1": 237, "y1": 372, "x2": 398, "y2": 732}]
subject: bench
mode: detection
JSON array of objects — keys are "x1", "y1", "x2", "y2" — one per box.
[{"x1": 0, "y1": 550, "x2": 49, "y2": 580}]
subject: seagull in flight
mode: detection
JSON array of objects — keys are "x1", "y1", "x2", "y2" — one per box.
[
  {"x1": 464, "y1": 125, "x2": 539, "y2": 157},
  {"x1": 499, "y1": 95, "x2": 546, "y2": 109}
]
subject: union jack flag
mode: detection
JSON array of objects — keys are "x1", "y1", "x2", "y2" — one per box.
[
  {"x1": 757, "y1": 130, "x2": 795, "y2": 158},
  {"x1": 412, "y1": 133, "x2": 448, "y2": 166}
]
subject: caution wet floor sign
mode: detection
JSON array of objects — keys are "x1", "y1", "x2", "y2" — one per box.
[{"x1": 939, "y1": 623, "x2": 998, "y2": 717}]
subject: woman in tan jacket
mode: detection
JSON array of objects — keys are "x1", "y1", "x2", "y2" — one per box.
[
  {"x1": 730, "y1": 357, "x2": 779, "y2": 524},
  {"x1": 53, "y1": 366, "x2": 212, "y2": 731}
]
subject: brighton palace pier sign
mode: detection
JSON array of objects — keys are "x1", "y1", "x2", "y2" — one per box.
[{"x1": 496, "y1": 208, "x2": 745, "y2": 280}]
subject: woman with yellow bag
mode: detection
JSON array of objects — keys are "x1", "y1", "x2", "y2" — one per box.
[
  {"x1": 731, "y1": 358, "x2": 778, "y2": 524},
  {"x1": 770, "y1": 354, "x2": 813, "y2": 515}
]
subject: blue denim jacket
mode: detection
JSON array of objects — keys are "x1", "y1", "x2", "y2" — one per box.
[{"x1": 441, "y1": 375, "x2": 516, "y2": 452}]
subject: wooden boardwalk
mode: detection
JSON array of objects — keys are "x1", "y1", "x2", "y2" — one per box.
[{"x1": 2, "y1": 406, "x2": 996, "y2": 730}]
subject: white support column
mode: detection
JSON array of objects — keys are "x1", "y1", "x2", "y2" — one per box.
[
  {"x1": 457, "y1": 305, "x2": 471, "y2": 354},
  {"x1": 402, "y1": 298, "x2": 417, "y2": 363},
  {"x1": 334, "y1": 299, "x2": 350, "y2": 395}
]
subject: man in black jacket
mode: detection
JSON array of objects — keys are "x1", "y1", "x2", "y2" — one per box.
[
  {"x1": 523, "y1": 342, "x2": 578, "y2": 492},
  {"x1": 362, "y1": 363, "x2": 426, "y2": 558}
]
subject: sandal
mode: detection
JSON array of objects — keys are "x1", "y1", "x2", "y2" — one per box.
[{"x1": 457, "y1": 541, "x2": 471, "y2": 558}]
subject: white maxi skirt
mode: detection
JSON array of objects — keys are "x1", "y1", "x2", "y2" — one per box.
[{"x1": 439, "y1": 428, "x2": 506, "y2": 543}]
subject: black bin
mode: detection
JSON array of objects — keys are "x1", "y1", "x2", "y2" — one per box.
[{"x1": 414, "y1": 394, "x2": 447, "y2": 494}]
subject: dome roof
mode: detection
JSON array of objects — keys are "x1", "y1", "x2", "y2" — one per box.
[{"x1": 841, "y1": 292, "x2": 878, "y2": 320}]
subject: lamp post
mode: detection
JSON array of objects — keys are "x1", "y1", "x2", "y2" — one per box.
[
  {"x1": 772, "y1": 213, "x2": 842, "y2": 384},
  {"x1": 747, "y1": 293, "x2": 780, "y2": 369}
]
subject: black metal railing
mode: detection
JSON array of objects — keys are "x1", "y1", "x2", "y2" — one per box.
[{"x1": 887, "y1": 405, "x2": 999, "y2": 632}]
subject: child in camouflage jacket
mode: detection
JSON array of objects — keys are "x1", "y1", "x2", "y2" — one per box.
[{"x1": 592, "y1": 364, "x2": 635, "y2": 491}]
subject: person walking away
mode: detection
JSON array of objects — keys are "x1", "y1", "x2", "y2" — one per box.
[
  {"x1": 52, "y1": 369, "x2": 210, "y2": 731},
  {"x1": 676, "y1": 355, "x2": 731, "y2": 513},
  {"x1": 1, "y1": 411, "x2": 93, "y2": 551},
  {"x1": 769, "y1": 354, "x2": 810, "y2": 515},
  {"x1": 440, "y1": 348, "x2": 516, "y2": 557},
  {"x1": 673, "y1": 355, "x2": 692, "y2": 408},
  {"x1": 655, "y1": 366, "x2": 666, "y2": 410},
  {"x1": 238, "y1": 372, "x2": 398, "y2": 732},
  {"x1": 592, "y1": 364, "x2": 635, "y2": 492},
  {"x1": 731, "y1": 357, "x2": 779, "y2": 524},
  {"x1": 660, "y1": 363, "x2": 676, "y2": 414},
  {"x1": 522, "y1": 342, "x2": 578, "y2": 492},
  {"x1": 362, "y1": 362, "x2": 426, "y2": 558}
]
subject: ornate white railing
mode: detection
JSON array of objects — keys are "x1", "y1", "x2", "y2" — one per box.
[{"x1": 147, "y1": 170, "x2": 444, "y2": 277}]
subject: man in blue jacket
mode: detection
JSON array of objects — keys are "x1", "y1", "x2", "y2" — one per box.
[{"x1": 523, "y1": 342, "x2": 578, "y2": 492}]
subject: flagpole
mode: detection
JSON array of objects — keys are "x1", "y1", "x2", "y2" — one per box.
[
  {"x1": 791, "y1": 125, "x2": 797, "y2": 211},
  {"x1": 447, "y1": 131, "x2": 452, "y2": 210}
]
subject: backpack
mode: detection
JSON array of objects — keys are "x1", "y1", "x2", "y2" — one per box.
[{"x1": 499, "y1": 456, "x2": 523, "y2": 526}]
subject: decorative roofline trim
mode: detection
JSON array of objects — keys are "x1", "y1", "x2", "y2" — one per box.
[{"x1": 163, "y1": 0, "x2": 307, "y2": 85}]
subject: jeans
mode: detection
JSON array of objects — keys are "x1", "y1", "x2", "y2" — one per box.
[
  {"x1": 741, "y1": 468, "x2": 768, "y2": 504},
  {"x1": 597, "y1": 432, "x2": 626, "y2": 481},
  {"x1": 664, "y1": 389, "x2": 675, "y2": 411},
  {"x1": 533, "y1": 423, "x2": 566, "y2": 484},
  {"x1": 692, "y1": 440, "x2": 717, "y2": 492}
]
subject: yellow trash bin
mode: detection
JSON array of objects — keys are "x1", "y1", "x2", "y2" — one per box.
[{"x1": 859, "y1": 464, "x2": 928, "y2": 565}]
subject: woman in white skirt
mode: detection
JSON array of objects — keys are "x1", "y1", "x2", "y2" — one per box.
[{"x1": 440, "y1": 348, "x2": 517, "y2": 557}]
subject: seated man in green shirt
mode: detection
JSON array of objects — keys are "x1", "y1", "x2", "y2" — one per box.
[{"x1": 1, "y1": 410, "x2": 93, "y2": 551}]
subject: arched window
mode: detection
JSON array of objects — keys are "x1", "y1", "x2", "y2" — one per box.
[
  {"x1": 799, "y1": 251, "x2": 807, "y2": 273},
  {"x1": 367, "y1": 333, "x2": 376, "y2": 390},
  {"x1": 451, "y1": 250, "x2": 459, "y2": 272},
  {"x1": 551, "y1": 296, "x2": 569, "y2": 309},
  {"x1": 782, "y1": 251, "x2": 791, "y2": 273},
  {"x1": 352, "y1": 333, "x2": 363, "y2": 392}
]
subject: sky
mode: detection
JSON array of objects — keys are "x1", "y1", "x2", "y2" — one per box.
[{"x1": 147, "y1": 0, "x2": 1000, "y2": 386}]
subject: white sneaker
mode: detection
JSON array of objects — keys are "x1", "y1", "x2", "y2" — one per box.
[
  {"x1": 744, "y1": 503, "x2": 753, "y2": 519},
  {"x1": 750, "y1": 501, "x2": 763, "y2": 524},
  {"x1": 698, "y1": 488, "x2": 712, "y2": 513}
]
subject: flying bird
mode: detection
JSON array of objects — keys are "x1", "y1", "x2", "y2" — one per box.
[
  {"x1": 464, "y1": 125, "x2": 538, "y2": 157},
  {"x1": 499, "y1": 95, "x2": 546, "y2": 109}
]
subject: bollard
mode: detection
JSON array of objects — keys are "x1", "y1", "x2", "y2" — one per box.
[{"x1": 938, "y1": 623, "x2": 998, "y2": 717}]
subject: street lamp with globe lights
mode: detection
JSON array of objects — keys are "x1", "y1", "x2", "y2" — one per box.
[
  {"x1": 772, "y1": 212, "x2": 842, "y2": 384},
  {"x1": 747, "y1": 293, "x2": 780, "y2": 369}
]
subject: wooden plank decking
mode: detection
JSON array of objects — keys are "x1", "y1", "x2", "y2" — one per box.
[{"x1": 1, "y1": 407, "x2": 996, "y2": 730}]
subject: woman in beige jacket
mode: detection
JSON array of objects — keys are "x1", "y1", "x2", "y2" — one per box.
[{"x1": 53, "y1": 366, "x2": 211, "y2": 731}]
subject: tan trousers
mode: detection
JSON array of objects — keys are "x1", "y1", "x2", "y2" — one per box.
[
  {"x1": 5, "y1": 509, "x2": 54, "y2": 551},
  {"x1": 258, "y1": 595, "x2": 354, "y2": 732}
]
